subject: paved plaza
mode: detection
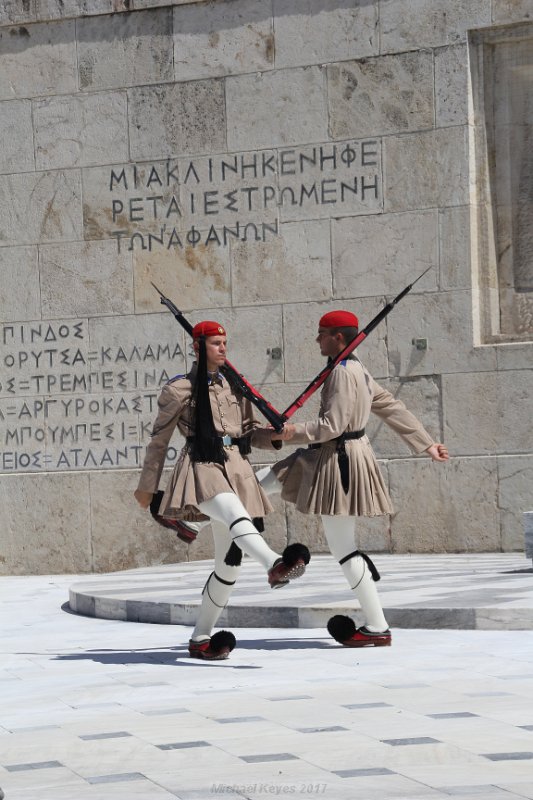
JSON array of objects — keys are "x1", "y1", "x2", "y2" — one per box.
[{"x1": 1, "y1": 554, "x2": 533, "y2": 800}]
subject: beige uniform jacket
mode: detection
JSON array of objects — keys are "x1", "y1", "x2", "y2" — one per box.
[
  {"x1": 137, "y1": 366, "x2": 278, "y2": 520},
  {"x1": 273, "y1": 355, "x2": 434, "y2": 516}
]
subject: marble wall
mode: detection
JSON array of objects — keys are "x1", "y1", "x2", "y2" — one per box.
[{"x1": 1, "y1": 0, "x2": 532, "y2": 574}]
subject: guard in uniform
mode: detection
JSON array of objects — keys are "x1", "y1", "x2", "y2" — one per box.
[
  {"x1": 134, "y1": 320, "x2": 310, "y2": 660},
  {"x1": 258, "y1": 310, "x2": 449, "y2": 648}
]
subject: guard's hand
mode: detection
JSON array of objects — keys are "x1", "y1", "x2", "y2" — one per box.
[
  {"x1": 426, "y1": 443, "x2": 449, "y2": 462},
  {"x1": 134, "y1": 489, "x2": 153, "y2": 509},
  {"x1": 271, "y1": 423, "x2": 296, "y2": 441}
]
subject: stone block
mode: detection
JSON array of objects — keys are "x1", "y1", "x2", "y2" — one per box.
[
  {"x1": 33, "y1": 92, "x2": 128, "y2": 170},
  {"x1": 496, "y1": 342, "x2": 533, "y2": 371},
  {"x1": 274, "y1": 0, "x2": 378, "y2": 69},
  {"x1": 231, "y1": 220, "x2": 331, "y2": 306},
  {"x1": 82, "y1": 160, "x2": 181, "y2": 241},
  {"x1": 443, "y1": 371, "x2": 533, "y2": 455},
  {"x1": 386, "y1": 290, "x2": 498, "y2": 377},
  {"x1": 492, "y1": 1, "x2": 533, "y2": 23},
  {"x1": 128, "y1": 80, "x2": 226, "y2": 161},
  {"x1": 367, "y1": 376, "x2": 441, "y2": 458},
  {"x1": 332, "y1": 211, "x2": 438, "y2": 299},
  {"x1": 328, "y1": 51, "x2": 434, "y2": 139},
  {"x1": 226, "y1": 67, "x2": 328, "y2": 151},
  {"x1": 134, "y1": 239, "x2": 231, "y2": 314},
  {"x1": 0, "y1": 100, "x2": 34, "y2": 173},
  {"x1": 439, "y1": 206, "x2": 471, "y2": 290},
  {"x1": 0, "y1": 20, "x2": 76, "y2": 100},
  {"x1": 39, "y1": 239, "x2": 133, "y2": 318},
  {"x1": 89, "y1": 470, "x2": 186, "y2": 572},
  {"x1": 259, "y1": 492, "x2": 289, "y2": 555},
  {"x1": 497, "y1": 456, "x2": 533, "y2": 552},
  {"x1": 354, "y1": 511, "x2": 392, "y2": 554},
  {"x1": 77, "y1": 8, "x2": 173, "y2": 91},
  {"x1": 176, "y1": 149, "x2": 279, "y2": 229},
  {"x1": 0, "y1": 246, "x2": 40, "y2": 322},
  {"x1": 283, "y1": 297, "x2": 390, "y2": 383},
  {"x1": 0, "y1": 170, "x2": 82, "y2": 246},
  {"x1": 286, "y1": 504, "x2": 327, "y2": 553},
  {"x1": 278, "y1": 139, "x2": 383, "y2": 222},
  {"x1": 0, "y1": 472, "x2": 92, "y2": 574},
  {"x1": 36, "y1": 0, "x2": 117, "y2": 21},
  {"x1": 186, "y1": 304, "x2": 284, "y2": 386},
  {"x1": 389, "y1": 456, "x2": 500, "y2": 552},
  {"x1": 0, "y1": 1, "x2": 37, "y2": 25},
  {"x1": 435, "y1": 44, "x2": 469, "y2": 128},
  {"x1": 173, "y1": 0, "x2": 274, "y2": 80},
  {"x1": 380, "y1": 0, "x2": 491, "y2": 52},
  {"x1": 383, "y1": 127, "x2": 469, "y2": 212}
]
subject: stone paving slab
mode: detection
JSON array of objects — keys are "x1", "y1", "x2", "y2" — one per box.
[
  {"x1": 1, "y1": 574, "x2": 533, "y2": 800},
  {"x1": 69, "y1": 553, "x2": 533, "y2": 631}
]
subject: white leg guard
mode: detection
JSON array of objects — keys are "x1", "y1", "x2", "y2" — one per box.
[
  {"x1": 321, "y1": 515, "x2": 389, "y2": 633},
  {"x1": 256, "y1": 466, "x2": 282, "y2": 495},
  {"x1": 191, "y1": 521, "x2": 241, "y2": 642},
  {"x1": 198, "y1": 493, "x2": 279, "y2": 571}
]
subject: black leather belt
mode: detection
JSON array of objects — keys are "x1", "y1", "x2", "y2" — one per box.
[
  {"x1": 308, "y1": 429, "x2": 365, "y2": 494},
  {"x1": 187, "y1": 435, "x2": 251, "y2": 456}
]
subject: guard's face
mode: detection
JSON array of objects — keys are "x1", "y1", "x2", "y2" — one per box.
[
  {"x1": 201, "y1": 335, "x2": 227, "y2": 371},
  {"x1": 316, "y1": 327, "x2": 343, "y2": 358}
]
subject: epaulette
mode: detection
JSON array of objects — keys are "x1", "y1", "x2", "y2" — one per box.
[{"x1": 166, "y1": 373, "x2": 186, "y2": 384}]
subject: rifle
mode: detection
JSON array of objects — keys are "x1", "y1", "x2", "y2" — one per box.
[
  {"x1": 151, "y1": 283, "x2": 286, "y2": 432},
  {"x1": 153, "y1": 266, "x2": 430, "y2": 429},
  {"x1": 280, "y1": 266, "x2": 432, "y2": 420}
]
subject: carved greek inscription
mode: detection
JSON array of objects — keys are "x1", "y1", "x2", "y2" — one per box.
[
  {"x1": 100, "y1": 140, "x2": 382, "y2": 251},
  {"x1": 0, "y1": 320, "x2": 184, "y2": 473}
]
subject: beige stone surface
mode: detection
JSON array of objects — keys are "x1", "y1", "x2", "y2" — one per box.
[
  {"x1": 387, "y1": 290, "x2": 498, "y2": 377},
  {"x1": 283, "y1": 297, "x2": 389, "y2": 383},
  {"x1": 435, "y1": 44, "x2": 469, "y2": 128},
  {"x1": 287, "y1": 504, "x2": 327, "y2": 553},
  {"x1": 0, "y1": 247, "x2": 40, "y2": 322},
  {"x1": 439, "y1": 206, "x2": 471, "y2": 290},
  {"x1": 39, "y1": 239, "x2": 133, "y2": 318},
  {"x1": 185, "y1": 304, "x2": 284, "y2": 386},
  {"x1": 389, "y1": 456, "x2": 500, "y2": 552},
  {"x1": 173, "y1": 0, "x2": 273, "y2": 80},
  {"x1": 278, "y1": 139, "x2": 383, "y2": 222},
  {"x1": 328, "y1": 51, "x2": 434, "y2": 139},
  {"x1": 128, "y1": 80, "x2": 226, "y2": 161},
  {"x1": 134, "y1": 240, "x2": 232, "y2": 313},
  {"x1": 0, "y1": 100, "x2": 34, "y2": 173},
  {"x1": 77, "y1": 8, "x2": 173, "y2": 91},
  {"x1": 89, "y1": 469, "x2": 186, "y2": 572},
  {"x1": 443, "y1": 370, "x2": 533, "y2": 455},
  {"x1": 231, "y1": 220, "x2": 331, "y2": 306},
  {"x1": 332, "y1": 211, "x2": 438, "y2": 299},
  {"x1": 0, "y1": 20, "x2": 76, "y2": 100},
  {"x1": 496, "y1": 342, "x2": 533, "y2": 371},
  {"x1": 274, "y1": 0, "x2": 378, "y2": 69},
  {"x1": 34, "y1": 92, "x2": 128, "y2": 170},
  {"x1": 367, "y1": 376, "x2": 441, "y2": 458},
  {"x1": 226, "y1": 67, "x2": 328, "y2": 151},
  {"x1": 82, "y1": 160, "x2": 181, "y2": 240},
  {"x1": 0, "y1": 170, "x2": 82, "y2": 246},
  {"x1": 380, "y1": 0, "x2": 491, "y2": 51},
  {"x1": 498, "y1": 455, "x2": 533, "y2": 551},
  {"x1": 492, "y1": 1, "x2": 533, "y2": 23},
  {"x1": 0, "y1": 473, "x2": 92, "y2": 574},
  {"x1": 384, "y1": 127, "x2": 469, "y2": 212}
]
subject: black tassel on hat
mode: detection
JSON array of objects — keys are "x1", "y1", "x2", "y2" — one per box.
[{"x1": 189, "y1": 336, "x2": 227, "y2": 465}]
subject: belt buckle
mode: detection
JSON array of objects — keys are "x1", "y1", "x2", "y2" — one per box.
[{"x1": 222, "y1": 434, "x2": 232, "y2": 448}]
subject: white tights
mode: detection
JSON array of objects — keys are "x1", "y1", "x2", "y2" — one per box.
[
  {"x1": 257, "y1": 467, "x2": 388, "y2": 633},
  {"x1": 191, "y1": 492, "x2": 281, "y2": 642}
]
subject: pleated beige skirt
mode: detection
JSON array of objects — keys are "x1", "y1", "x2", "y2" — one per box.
[{"x1": 273, "y1": 436, "x2": 393, "y2": 516}]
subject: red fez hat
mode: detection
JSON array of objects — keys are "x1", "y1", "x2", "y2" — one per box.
[
  {"x1": 319, "y1": 310, "x2": 358, "y2": 329},
  {"x1": 192, "y1": 320, "x2": 226, "y2": 338}
]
